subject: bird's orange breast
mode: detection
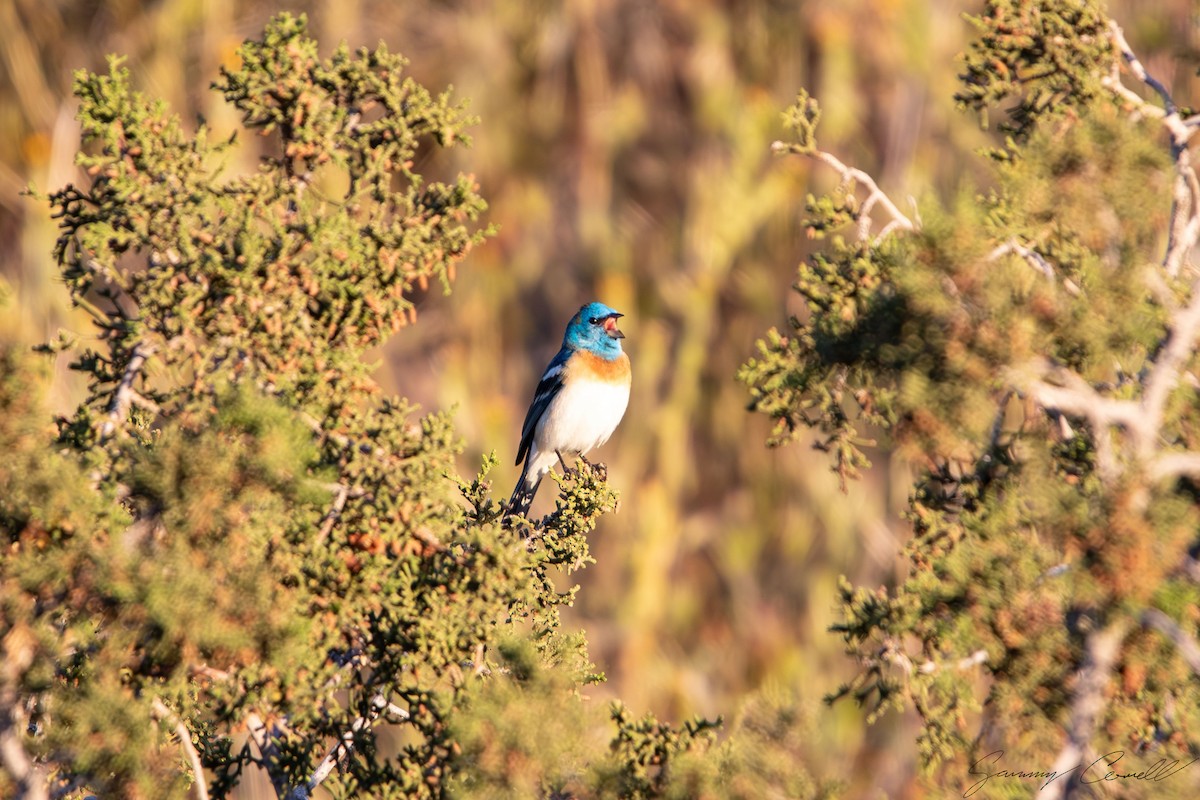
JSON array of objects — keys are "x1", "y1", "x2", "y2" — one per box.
[{"x1": 571, "y1": 350, "x2": 631, "y2": 385}]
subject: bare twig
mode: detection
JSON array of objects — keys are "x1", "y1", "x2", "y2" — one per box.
[
  {"x1": 1038, "y1": 563, "x2": 1072, "y2": 582},
  {"x1": 1106, "y1": 22, "x2": 1185, "y2": 129},
  {"x1": 1035, "y1": 621, "x2": 1129, "y2": 800},
  {"x1": 1024, "y1": 376, "x2": 1142, "y2": 429},
  {"x1": 1016, "y1": 270, "x2": 1200, "y2": 482},
  {"x1": 771, "y1": 140, "x2": 916, "y2": 243},
  {"x1": 127, "y1": 389, "x2": 162, "y2": 414},
  {"x1": 987, "y1": 239, "x2": 1081, "y2": 296},
  {"x1": 1104, "y1": 21, "x2": 1200, "y2": 277},
  {"x1": 316, "y1": 483, "x2": 356, "y2": 542},
  {"x1": 0, "y1": 698, "x2": 48, "y2": 800},
  {"x1": 189, "y1": 664, "x2": 232, "y2": 683},
  {"x1": 246, "y1": 713, "x2": 290, "y2": 800},
  {"x1": 285, "y1": 693, "x2": 409, "y2": 800},
  {"x1": 1019, "y1": 360, "x2": 1144, "y2": 483},
  {"x1": 99, "y1": 342, "x2": 155, "y2": 440},
  {"x1": 1139, "y1": 276, "x2": 1200, "y2": 459},
  {"x1": 917, "y1": 649, "x2": 989, "y2": 675},
  {"x1": 879, "y1": 638, "x2": 988, "y2": 676},
  {"x1": 1142, "y1": 609, "x2": 1200, "y2": 675},
  {"x1": 1150, "y1": 451, "x2": 1200, "y2": 482},
  {"x1": 151, "y1": 698, "x2": 209, "y2": 800}
]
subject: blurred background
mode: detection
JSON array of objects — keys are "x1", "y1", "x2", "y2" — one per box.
[{"x1": 2, "y1": 1, "x2": 1198, "y2": 796}]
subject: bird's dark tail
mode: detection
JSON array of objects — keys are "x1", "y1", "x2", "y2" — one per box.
[{"x1": 506, "y1": 467, "x2": 544, "y2": 519}]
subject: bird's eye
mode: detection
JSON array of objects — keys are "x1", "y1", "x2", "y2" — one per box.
[{"x1": 589, "y1": 316, "x2": 600, "y2": 324}]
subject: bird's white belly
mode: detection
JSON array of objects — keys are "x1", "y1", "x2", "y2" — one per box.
[{"x1": 535, "y1": 377, "x2": 630, "y2": 456}]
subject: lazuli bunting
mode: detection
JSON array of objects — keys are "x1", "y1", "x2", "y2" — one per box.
[{"x1": 507, "y1": 301, "x2": 631, "y2": 517}]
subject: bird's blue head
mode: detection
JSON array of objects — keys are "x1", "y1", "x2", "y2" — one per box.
[{"x1": 563, "y1": 301, "x2": 626, "y2": 360}]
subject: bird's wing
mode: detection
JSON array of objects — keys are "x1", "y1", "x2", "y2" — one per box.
[{"x1": 515, "y1": 349, "x2": 570, "y2": 466}]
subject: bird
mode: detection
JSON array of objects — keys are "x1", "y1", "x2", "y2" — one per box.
[{"x1": 507, "y1": 301, "x2": 631, "y2": 517}]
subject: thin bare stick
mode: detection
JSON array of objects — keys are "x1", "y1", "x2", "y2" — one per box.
[
  {"x1": 316, "y1": 484, "x2": 351, "y2": 542},
  {"x1": 189, "y1": 664, "x2": 232, "y2": 683},
  {"x1": 771, "y1": 140, "x2": 916, "y2": 242},
  {"x1": 1024, "y1": 380, "x2": 1143, "y2": 432},
  {"x1": 285, "y1": 694, "x2": 409, "y2": 800},
  {"x1": 0, "y1": 701, "x2": 48, "y2": 800},
  {"x1": 874, "y1": 218, "x2": 908, "y2": 242},
  {"x1": 246, "y1": 713, "x2": 289, "y2": 800},
  {"x1": 1164, "y1": 160, "x2": 1200, "y2": 278},
  {"x1": 1142, "y1": 609, "x2": 1200, "y2": 675},
  {"x1": 1150, "y1": 452, "x2": 1200, "y2": 482},
  {"x1": 1019, "y1": 359, "x2": 1146, "y2": 483},
  {"x1": 152, "y1": 698, "x2": 209, "y2": 800},
  {"x1": 1035, "y1": 621, "x2": 1129, "y2": 800},
  {"x1": 988, "y1": 239, "x2": 1081, "y2": 296},
  {"x1": 99, "y1": 342, "x2": 155, "y2": 440},
  {"x1": 917, "y1": 649, "x2": 989, "y2": 675},
  {"x1": 128, "y1": 389, "x2": 162, "y2": 414},
  {"x1": 1105, "y1": 21, "x2": 1200, "y2": 277},
  {"x1": 1140, "y1": 276, "x2": 1200, "y2": 458},
  {"x1": 1107, "y1": 21, "x2": 1183, "y2": 124}
]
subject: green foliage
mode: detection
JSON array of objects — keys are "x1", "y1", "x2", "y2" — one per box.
[
  {"x1": 602, "y1": 703, "x2": 722, "y2": 798},
  {"x1": 50, "y1": 13, "x2": 487, "y2": 416},
  {"x1": 776, "y1": 89, "x2": 821, "y2": 155},
  {"x1": 957, "y1": 0, "x2": 1113, "y2": 142},
  {"x1": 745, "y1": 3, "x2": 1200, "y2": 796},
  {"x1": 450, "y1": 665, "x2": 830, "y2": 800},
  {"x1": 1, "y1": 13, "x2": 830, "y2": 800}
]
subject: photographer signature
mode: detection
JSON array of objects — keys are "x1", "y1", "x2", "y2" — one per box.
[{"x1": 965, "y1": 749, "x2": 1197, "y2": 797}]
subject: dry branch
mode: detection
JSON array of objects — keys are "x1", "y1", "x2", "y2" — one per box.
[
  {"x1": 1139, "y1": 275, "x2": 1200, "y2": 459},
  {"x1": 1019, "y1": 361, "x2": 1143, "y2": 484},
  {"x1": 246, "y1": 713, "x2": 290, "y2": 800},
  {"x1": 770, "y1": 140, "x2": 916, "y2": 243},
  {"x1": 1035, "y1": 621, "x2": 1129, "y2": 800},
  {"x1": 99, "y1": 342, "x2": 155, "y2": 440},
  {"x1": 284, "y1": 693, "x2": 409, "y2": 800},
  {"x1": 1142, "y1": 609, "x2": 1200, "y2": 675},
  {"x1": 917, "y1": 649, "x2": 988, "y2": 676},
  {"x1": 1150, "y1": 452, "x2": 1200, "y2": 482},
  {"x1": 151, "y1": 698, "x2": 209, "y2": 800},
  {"x1": 1104, "y1": 21, "x2": 1200, "y2": 277},
  {"x1": 987, "y1": 239, "x2": 1081, "y2": 296},
  {"x1": 0, "y1": 697, "x2": 48, "y2": 800}
]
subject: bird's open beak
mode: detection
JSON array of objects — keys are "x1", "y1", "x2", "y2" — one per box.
[{"x1": 604, "y1": 313, "x2": 625, "y2": 339}]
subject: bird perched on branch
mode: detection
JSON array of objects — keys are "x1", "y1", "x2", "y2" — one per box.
[{"x1": 507, "y1": 301, "x2": 631, "y2": 517}]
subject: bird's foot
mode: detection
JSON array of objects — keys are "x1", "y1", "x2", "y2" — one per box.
[
  {"x1": 555, "y1": 452, "x2": 606, "y2": 481},
  {"x1": 574, "y1": 454, "x2": 607, "y2": 481}
]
